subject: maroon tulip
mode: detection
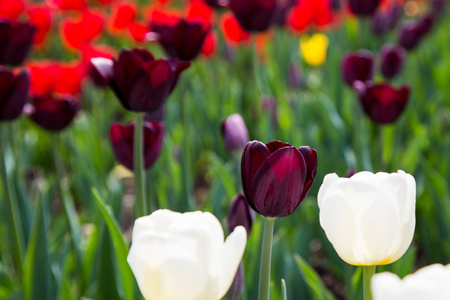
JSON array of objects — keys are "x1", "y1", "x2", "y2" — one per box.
[
  {"x1": 228, "y1": 0, "x2": 277, "y2": 32},
  {"x1": 203, "y1": 0, "x2": 227, "y2": 8},
  {"x1": 348, "y1": 0, "x2": 381, "y2": 16},
  {"x1": 109, "y1": 121, "x2": 165, "y2": 170},
  {"x1": 241, "y1": 140, "x2": 318, "y2": 218},
  {"x1": 0, "y1": 20, "x2": 36, "y2": 66},
  {"x1": 228, "y1": 194, "x2": 254, "y2": 235},
  {"x1": 0, "y1": 68, "x2": 29, "y2": 122},
  {"x1": 221, "y1": 113, "x2": 249, "y2": 154},
  {"x1": 91, "y1": 48, "x2": 190, "y2": 113},
  {"x1": 273, "y1": 0, "x2": 297, "y2": 27},
  {"x1": 354, "y1": 81, "x2": 410, "y2": 124},
  {"x1": 341, "y1": 51, "x2": 375, "y2": 87},
  {"x1": 371, "y1": 4, "x2": 401, "y2": 35},
  {"x1": 380, "y1": 44, "x2": 405, "y2": 79},
  {"x1": 27, "y1": 95, "x2": 80, "y2": 131},
  {"x1": 397, "y1": 21, "x2": 423, "y2": 51},
  {"x1": 151, "y1": 18, "x2": 211, "y2": 61}
]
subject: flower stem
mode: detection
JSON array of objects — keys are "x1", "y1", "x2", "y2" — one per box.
[
  {"x1": 258, "y1": 218, "x2": 276, "y2": 300},
  {"x1": 0, "y1": 124, "x2": 24, "y2": 276},
  {"x1": 134, "y1": 113, "x2": 147, "y2": 217},
  {"x1": 363, "y1": 265, "x2": 376, "y2": 300},
  {"x1": 377, "y1": 125, "x2": 385, "y2": 171}
]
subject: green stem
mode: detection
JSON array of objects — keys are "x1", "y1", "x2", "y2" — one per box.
[
  {"x1": 363, "y1": 265, "x2": 376, "y2": 300},
  {"x1": 251, "y1": 36, "x2": 263, "y2": 97},
  {"x1": 134, "y1": 113, "x2": 147, "y2": 217},
  {"x1": 258, "y1": 218, "x2": 276, "y2": 300},
  {"x1": 281, "y1": 279, "x2": 287, "y2": 300},
  {"x1": 377, "y1": 125, "x2": 384, "y2": 172},
  {"x1": 0, "y1": 124, "x2": 24, "y2": 276}
]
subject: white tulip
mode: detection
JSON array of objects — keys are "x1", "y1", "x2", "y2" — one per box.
[
  {"x1": 127, "y1": 209, "x2": 247, "y2": 300},
  {"x1": 317, "y1": 170, "x2": 416, "y2": 266},
  {"x1": 372, "y1": 264, "x2": 450, "y2": 300}
]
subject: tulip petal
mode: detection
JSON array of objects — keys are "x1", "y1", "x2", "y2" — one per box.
[
  {"x1": 90, "y1": 57, "x2": 113, "y2": 81},
  {"x1": 298, "y1": 146, "x2": 318, "y2": 201},
  {"x1": 250, "y1": 146, "x2": 306, "y2": 217},
  {"x1": 372, "y1": 272, "x2": 403, "y2": 300},
  {"x1": 0, "y1": 70, "x2": 29, "y2": 121}
]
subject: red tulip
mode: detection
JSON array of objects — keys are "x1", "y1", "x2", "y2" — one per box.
[
  {"x1": 27, "y1": 95, "x2": 80, "y2": 131},
  {"x1": 228, "y1": 0, "x2": 277, "y2": 32},
  {"x1": 109, "y1": 121, "x2": 165, "y2": 170},
  {"x1": 91, "y1": 48, "x2": 190, "y2": 112},
  {"x1": 0, "y1": 68, "x2": 29, "y2": 122},
  {"x1": 341, "y1": 51, "x2": 374, "y2": 87},
  {"x1": 0, "y1": 20, "x2": 36, "y2": 66},
  {"x1": 61, "y1": 10, "x2": 104, "y2": 51},
  {"x1": 81, "y1": 44, "x2": 115, "y2": 87},
  {"x1": 200, "y1": 32, "x2": 216, "y2": 57},
  {"x1": 287, "y1": 0, "x2": 333, "y2": 33},
  {"x1": 109, "y1": 1, "x2": 136, "y2": 34},
  {"x1": 354, "y1": 81, "x2": 410, "y2": 124},
  {"x1": 220, "y1": 12, "x2": 250, "y2": 46},
  {"x1": 27, "y1": 5, "x2": 52, "y2": 46},
  {"x1": 241, "y1": 141, "x2": 318, "y2": 218},
  {"x1": 0, "y1": 0, "x2": 25, "y2": 21},
  {"x1": 50, "y1": 0, "x2": 87, "y2": 11}
]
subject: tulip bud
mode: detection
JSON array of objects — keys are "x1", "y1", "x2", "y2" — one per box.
[
  {"x1": 0, "y1": 69, "x2": 29, "y2": 122},
  {"x1": 348, "y1": 0, "x2": 381, "y2": 16},
  {"x1": 0, "y1": 20, "x2": 36, "y2": 66},
  {"x1": 372, "y1": 264, "x2": 450, "y2": 300},
  {"x1": 341, "y1": 51, "x2": 375, "y2": 87},
  {"x1": 127, "y1": 209, "x2": 247, "y2": 300},
  {"x1": 224, "y1": 262, "x2": 244, "y2": 300},
  {"x1": 241, "y1": 140, "x2": 318, "y2": 218},
  {"x1": 27, "y1": 95, "x2": 79, "y2": 131},
  {"x1": 317, "y1": 170, "x2": 416, "y2": 266},
  {"x1": 91, "y1": 48, "x2": 190, "y2": 113},
  {"x1": 397, "y1": 20, "x2": 424, "y2": 51},
  {"x1": 228, "y1": 194, "x2": 254, "y2": 235},
  {"x1": 221, "y1": 114, "x2": 249, "y2": 154},
  {"x1": 228, "y1": 0, "x2": 277, "y2": 32},
  {"x1": 344, "y1": 168, "x2": 356, "y2": 178},
  {"x1": 380, "y1": 44, "x2": 405, "y2": 79},
  {"x1": 354, "y1": 81, "x2": 410, "y2": 124},
  {"x1": 109, "y1": 121, "x2": 165, "y2": 170}
]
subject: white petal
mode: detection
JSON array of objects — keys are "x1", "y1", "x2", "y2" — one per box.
[
  {"x1": 90, "y1": 57, "x2": 114, "y2": 80},
  {"x1": 317, "y1": 173, "x2": 340, "y2": 208},
  {"x1": 371, "y1": 272, "x2": 402, "y2": 300}
]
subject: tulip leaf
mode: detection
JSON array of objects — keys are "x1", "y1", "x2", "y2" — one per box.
[
  {"x1": 294, "y1": 253, "x2": 335, "y2": 300},
  {"x1": 92, "y1": 189, "x2": 134, "y2": 300}
]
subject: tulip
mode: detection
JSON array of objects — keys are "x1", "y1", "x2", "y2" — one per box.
[
  {"x1": 109, "y1": 121, "x2": 165, "y2": 170},
  {"x1": 370, "y1": 4, "x2": 401, "y2": 36},
  {"x1": 228, "y1": 0, "x2": 277, "y2": 32},
  {"x1": 341, "y1": 51, "x2": 374, "y2": 87},
  {"x1": 228, "y1": 194, "x2": 254, "y2": 235},
  {"x1": 127, "y1": 209, "x2": 247, "y2": 300},
  {"x1": 91, "y1": 48, "x2": 190, "y2": 113},
  {"x1": 60, "y1": 10, "x2": 104, "y2": 51},
  {"x1": 317, "y1": 170, "x2": 416, "y2": 266},
  {"x1": 224, "y1": 263, "x2": 244, "y2": 300},
  {"x1": 348, "y1": 0, "x2": 381, "y2": 16},
  {"x1": 272, "y1": 0, "x2": 297, "y2": 27},
  {"x1": 372, "y1": 264, "x2": 450, "y2": 300},
  {"x1": 0, "y1": 20, "x2": 36, "y2": 66},
  {"x1": 241, "y1": 140, "x2": 318, "y2": 218},
  {"x1": 0, "y1": 68, "x2": 29, "y2": 122},
  {"x1": 354, "y1": 81, "x2": 410, "y2": 124},
  {"x1": 299, "y1": 33, "x2": 329, "y2": 67},
  {"x1": 288, "y1": 62, "x2": 304, "y2": 89},
  {"x1": 150, "y1": 17, "x2": 211, "y2": 61},
  {"x1": 397, "y1": 15, "x2": 434, "y2": 52},
  {"x1": 27, "y1": 5, "x2": 53, "y2": 46},
  {"x1": 221, "y1": 114, "x2": 249, "y2": 154},
  {"x1": 27, "y1": 95, "x2": 80, "y2": 131},
  {"x1": 380, "y1": 44, "x2": 405, "y2": 79},
  {"x1": 220, "y1": 13, "x2": 250, "y2": 46}
]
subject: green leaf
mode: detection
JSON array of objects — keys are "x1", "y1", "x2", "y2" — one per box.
[
  {"x1": 92, "y1": 188, "x2": 134, "y2": 300},
  {"x1": 294, "y1": 253, "x2": 335, "y2": 300}
]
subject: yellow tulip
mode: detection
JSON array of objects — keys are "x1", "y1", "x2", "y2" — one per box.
[{"x1": 299, "y1": 33, "x2": 329, "y2": 67}]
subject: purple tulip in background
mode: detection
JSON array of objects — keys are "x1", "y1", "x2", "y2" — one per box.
[
  {"x1": 354, "y1": 81, "x2": 410, "y2": 124},
  {"x1": 228, "y1": 0, "x2": 277, "y2": 32},
  {"x1": 27, "y1": 95, "x2": 80, "y2": 131},
  {"x1": 241, "y1": 140, "x2": 318, "y2": 218},
  {"x1": 272, "y1": 0, "x2": 297, "y2": 27},
  {"x1": 109, "y1": 121, "x2": 165, "y2": 170},
  {"x1": 224, "y1": 263, "x2": 244, "y2": 300},
  {"x1": 288, "y1": 62, "x2": 304, "y2": 89},
  {"x1": 91, "y1": 48, "x2": 190, "y2": 113},
  {"x1": 348, "y1": 0, "x2": 381, "y2": 16},
  {"x1": 221, "y1": 113, "x2": 249, "y2": 154},
  {"x1": 398, "y1": 15, "x2": 435, "y2": 51},
  {"x1": 380, "y1": 44, "x2": 405, "y2": 79},
  {"x1": 228, "y1": 194, "x2": 254, "y2": 235},
  {"x1": 0, "y1": 69, "x2": 30, "y2": 122},
  {"x1": 0, "y1": 20, "x2": 36, "y2": 66},
  {"x1": 341, "y1": 51, "x2": 374, "y2": 87},
  {"x1": 371, "y1": 3, "x2": 401, "y2": 35},
  {"x1": 150, "y1": 19, "x2": 211, "y2": 61}
]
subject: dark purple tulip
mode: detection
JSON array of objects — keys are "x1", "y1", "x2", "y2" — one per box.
[
  {"x1": 0, "y1": 69, "x2": 29, "y2": 122},
  {"x1": 221, "y1": 113, "x2": 249, "y2": 154},
  {"x1": 371, "y1": 13, "x2": 385, "y2": 35},
  {"x1": 288, "y1": 62, "x2": 304, "y2": 89},
  {"x1": 109, "y1": 121, "x2": 165, "y2": 170},
  {"x1": 341, "y1": 51, "x2": 375, "y2": 87},
  {"x1": 348, "y1": 0, "x2": 381, "y2": 16},
  {"x1": 27, "y1": 95, "x2": 80, "y2": 131},
  {"x1": 203, "y1": 0, "x2": 228, "y2": 9},
  {"x1": 241, "y1": 140, "x2": 318, "y2": 218},
  {"x1": 397, "y1": 21, "x2": 423, "y2": 51},
  {"x1": 385, "y1": 4, "x2": 402, "y2": 31},
  {"x1": 417, "y1": 14, "x2": 434, "y2": 37},
  {"x1": 145, "y1": 105, "x2": 165, "y2": 122},
  {"x1": 224, "y1": 263, "x2": 244, "y2": 300},
  {"x1": 0, "y1": 21, "x2": 36, "y2": 66},
  {"x1": 354, "y1": 81, "x2": 410, "y2": 124},
  {"x1": 432, "y1": 0, "x2": 446, "y2": 15},
  {"x1": 228, "y1": 0, "x2": 277, "y2": 32},
  {"x1": 371, "y1": 4, "x2": 401, "y2": 36},
  {"x1": 272, "y1": 0, "x2": 297, "y2": 27},
  {"x1": 380, "y1": 44, "x2": 405, "y2": 79},
  {"x1": 345, "y1": 168, "x2": 356, "y2": 178},
  {"x1": 151, "y1": 19, "x2": 211, "y2": 61},
  {"x1": 91, "y1": 48, "x2": 190, "y2": 113},
  {"x1": 228, "y1": 194, "x2": 254, "y2": 235},
  {"x1": 331, "y1": 0, "x2": 341, "y2": 11}
]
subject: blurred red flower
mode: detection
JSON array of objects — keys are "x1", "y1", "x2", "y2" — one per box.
[
  {"x1": 0, "y1": 0, "x2": 25, "y2": 21},
  {"x1": 48, "y1": 0, "x2": 87, "y2": 11},
  {"x1": 27, "y1": 5, "x2": 53, "y2": 46},
  {"x1": 109, "y1": 1, "x2": 136, "y2": 34},
  {"x1": 220, "y1": 12, "x2": 250, "y2": 46},
  {"x1": 287, "y1": 0, "x2": 333, "y2": 33},
  {"x1": 201, "y1": 31, "x2": 216, "y2": 57},
  {"x1": 61, "y1": 10, "x2": 104, "y2": 51}
]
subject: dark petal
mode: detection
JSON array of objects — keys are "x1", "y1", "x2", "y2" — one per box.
[
  {"x1": 0, "y1": 68, "x2": 15, "y2": 100},
  {"x1": 0, "y1": 70, "x2": 29, "y2": 121},
  {"x1": 227, "y1": 194, "x2": 254, "y2": 235},
  {"x1": 145, "y1": 105, "x2": 165, "y2": 122},
  {"x1": 341, "y1": 51, "x2": 374, "y2": 87},
  {"x1": 168, "y1": 59, "x2": 191, "y2": 93},
  {"x1": 224, "y1": 262, "x2": 244, "y2": 300},
  {"x1": 110, "y1": 122, "x2": 134, "y2": 170},
  {"x1": 29, "y1": 95, "x2": 79, "y2": 131},
  {"x1": 181, "y1": 22, "x2": 210, "y2": 61},
  {"x1": 250, "y1": 146, "x2": 306, "y2": 218},
  {"x1": 298, "y1": 146, "x2": 318, "y2": 201},
  {"x1": 398, "y1": 21, "x2": 423, "y2": 51},
  {"x1": 266, "y1": 140, "x2": 291, "y2": 153},
  {"x1": 143, "y1": 121, "x2": 165, "y2": 169},
  {"x1": 380, "y1": 44, "x2": 405, "y2": 79},
  {"x1": 240, "y1": 141, "x2": 271, "y2": 208},
  {"x1": 0, "y1": 21, "x2": 36, "y2": 66},
  {"x1": 90, "y1": 57, "x2": 114, "y2": 85},
  {"x1": 228, "y1": 0, "x2": 277, "y2": 32},
  {"x1": 348, "y1": 0, "x2": 381, "y2": 16}
]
